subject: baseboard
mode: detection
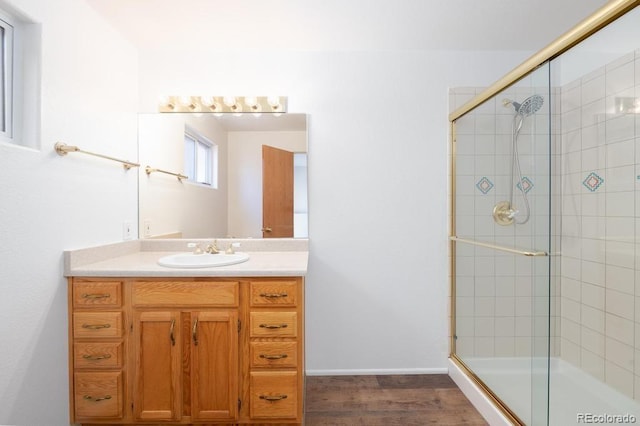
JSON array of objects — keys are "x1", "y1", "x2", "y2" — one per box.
[{"x1": 305, "y1": 367, "x2": 448, "y2": 376}]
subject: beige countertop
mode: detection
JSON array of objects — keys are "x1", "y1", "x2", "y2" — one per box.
[{"x1": 64, "y1": 239, "x2": 308, "y2": 277}]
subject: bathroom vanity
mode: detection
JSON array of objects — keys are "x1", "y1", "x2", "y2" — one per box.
[{"x1": 65, "y1": 239, "x2": 307, "y2": 425}]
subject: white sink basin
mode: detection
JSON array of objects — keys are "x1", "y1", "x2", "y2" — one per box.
[{"x1": 157, "y1": 252, "x2": 250, "y2": 269}]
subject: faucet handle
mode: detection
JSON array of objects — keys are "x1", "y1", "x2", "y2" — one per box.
[
  {"x1": 225, "y1": 242, "x2": 241, "y2": 254},
  {"x1": 187, "y1": 242, "x2": 204, "y2": 254}
]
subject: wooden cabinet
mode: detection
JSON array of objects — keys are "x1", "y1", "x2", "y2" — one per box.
[
  {"x1": 69, "y1": 279, "x2": 125, "y2": 423},
  {"x1": 190, "y1": 310, "x2": 238, "y2": 421},
  {"x1": 132, "y1": 310, "x2": 181, "y2": 421},
  {"x1": 68, "y1": 277, "x2": 304, "y2": 425},
  {"x1": 246, "y1": 280, "x2": 304, "y2": 422},
  {"x1": 250, "y1": 371, "x2": 298, "y2": 419},
  {"x1": 132, "y1": 309, "x2": 238, "y2": 422}
]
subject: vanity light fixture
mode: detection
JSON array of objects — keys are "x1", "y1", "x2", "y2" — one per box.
[{"x1": 157, "y1": 96, "x2": 287, "y2": 114}]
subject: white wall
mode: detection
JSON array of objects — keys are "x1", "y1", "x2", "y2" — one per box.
[
  {"x1": 0, "y1": 0, "x2": 138, "y2": 424},
  {"x1": 137, "y1": 49, "x2": 532, "y2": 374}
]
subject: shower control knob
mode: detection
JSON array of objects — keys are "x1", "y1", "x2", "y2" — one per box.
[{"x1": 493, "y1": 201, "x2": 515, "y2": 226}]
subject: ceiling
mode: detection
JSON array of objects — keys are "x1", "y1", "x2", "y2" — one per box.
[{"x1": 85, "y1": 0, "x2": 610, "y2": 52}]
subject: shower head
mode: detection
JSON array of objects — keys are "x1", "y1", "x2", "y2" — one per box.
[{"x1": 508, "y1": 94, "x2": 544, "y2": 117}]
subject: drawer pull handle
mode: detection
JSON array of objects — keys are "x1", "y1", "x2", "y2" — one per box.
[
  {"x1": 260, "y1": 354, "x2": 288, "y2": 360},
  {"x1": 260, "y1": 292, "x2": 288, "y2": 298},
  {"x1": 260, "y1": 394, "x2": 288, "y2": 401},
  {"x1": 170, "y1": 319, "x2": 176, "y2": 346},
  {"x1": 82, "y1": 293, "x2": 110, "y2": 299},
  {"x1": 82, "y1": 323, "x2": 111, "y2": 330},
  {"x1": 82, "y1": 354, "x2": 112, "y2": 361},
  {"x1": 83, "y1": 395, "x2": 112, "y2": 402},
  {"x1": 259, "y1": 323, "x2": 288, "y2": 330}
]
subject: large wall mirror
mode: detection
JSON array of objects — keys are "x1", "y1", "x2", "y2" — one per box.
[{"x1": 138, "y1": 113, "x2": 308, "y2": 239}]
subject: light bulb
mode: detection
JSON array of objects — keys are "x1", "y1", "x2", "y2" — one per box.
[
  {"x1": 178, "y1": 96, "x2": 193, "y2": 107},
  {"x1": 223, "y1": 96, "x2": 237, "y2": 107},
  {"x1": 244, "y1": 96, "x2": 258, "y2": 108},
  {"x1": 200, "y1": 96, "x2": 221, "y2": 111},
  {"x1": 267, "y1": 96, "x2": 280, "y2": 107},
  {"x1": 158, "y1": 96, "x2": 175, "y2": 110},
  {"x1": 200, "y1": 96, "x2": 215, "y2": 107}
]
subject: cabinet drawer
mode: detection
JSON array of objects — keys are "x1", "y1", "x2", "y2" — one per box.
[
  {"x1": 250, "y1": 281, "x2": 298, "y2": 307},
  {"x1": 73, "y1": 312, "x2": 123, "y2": 339},
  {"x1": 74, "y1": 371, "x2": 123, "y2": 419},
  {"x1": 250, "y1": 371, "x2": 298, "y2": 419},
  {"x1": 132, "y1": 281, "x2": 238, "y2": 307},
  {"x1": 250, "y1": 341, "x2": 298, "y2": 368},
  {"x1": 73, "y1": 281, "x2": 122, "y2": 308},
  {"x1": 250, "y1": 312, "x2": 297, "y2": 338},
  {"x1": 74, "y1": 342, "x2": 123, "y2": 369}
]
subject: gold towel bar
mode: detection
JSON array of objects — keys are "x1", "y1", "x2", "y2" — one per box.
[
  {"x1": 450, "y1": 236, "x2": 548, "y2": 257},
  {"x1": 54, "y1": 142, "x2": 140, "y2": 170},
  {"x1": 145, "y1": 166, "x2": 188, "y2": 181}
]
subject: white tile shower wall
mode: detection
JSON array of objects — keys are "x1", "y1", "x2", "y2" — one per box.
[
  {"x1": 451, "y1": 85, "x2": 559, "y2": 361},
  {"x1": 559, "y1": 48, "x2": 640, "y2": 400}
]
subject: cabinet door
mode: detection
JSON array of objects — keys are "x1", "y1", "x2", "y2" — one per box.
[
  {"x1": 133, "y1": 311, "x2": 181, "y2": 422},
  {"x1": 190, "y1": 311, "x2": 238, "y2": 421}
]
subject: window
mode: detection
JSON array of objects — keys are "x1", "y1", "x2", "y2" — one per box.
[
  {"x1": 0, "y1": 5, "x2": 40, "y2": 149},
  {"x1": 184, "y1": 127, "x2": 217, "y2": 187},
  {"x1": 0, "y1": 14, "x2": 14, "y2": 140}
]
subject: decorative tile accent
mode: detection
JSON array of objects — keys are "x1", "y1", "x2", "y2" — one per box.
[
  {"x1": 476, "y1": 177, "x2": 494, "y2": 194},
  {"x1": 583, "y1": 172, "x2": 604, "y2": 192},
  {"x1": 516, "y1": 177, "x2": 534, "y2": 194}
]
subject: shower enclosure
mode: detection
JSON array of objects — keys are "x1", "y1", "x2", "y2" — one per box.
[{"x1": 449, "y1": 1, "x2": 640, "y2": 425}]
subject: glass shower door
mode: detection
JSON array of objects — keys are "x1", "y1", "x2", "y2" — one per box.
[{"x1": 451, "y1": 64, "x2": 553, "y2": 425}]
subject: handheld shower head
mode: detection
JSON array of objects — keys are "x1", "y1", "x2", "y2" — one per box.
[
  {"x1": 512, "y1": 95, "x2": 544, "y2": 117},
  {"x1": 494, "y1": 94, "x2": 544, "y2": 227}
]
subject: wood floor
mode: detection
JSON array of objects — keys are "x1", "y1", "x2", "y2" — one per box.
[{"x1": 304, "y1": 375, "x2": 489, "y2": 426}]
